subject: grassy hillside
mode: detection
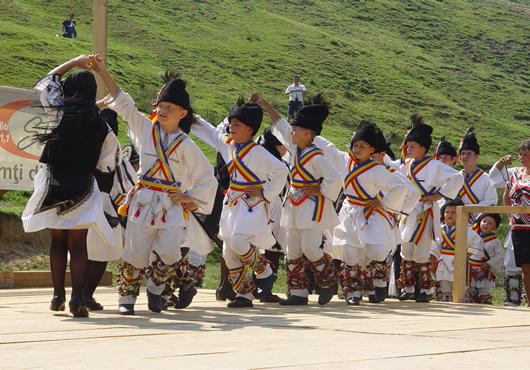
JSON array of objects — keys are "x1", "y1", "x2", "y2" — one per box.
[{"x1": 2, "y1": 0, "x2": 530, "y2": 165}]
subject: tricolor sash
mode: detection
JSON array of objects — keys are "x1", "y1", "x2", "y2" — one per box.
[
  {"x1": 344, "y1": 160, "x2": 394, "y2": 228},
  {"x1": 407, "y1": 156, "x2": 439, "y2": 244},
  {"x1": 440, "y1": 225, "x2": 456, "y2": 255},
  {"x1": 286, "y1": 147, "x2": 325, "y2": 222},
  {"x1": 466, "y1": 232, "x2": 496, "y2": 284},
  {"x1": 458, "y1": 168, "x2": 484, "y2": 204},
  {"x1": 225, "y1": 141, "x2": 266, "y2": 211}
]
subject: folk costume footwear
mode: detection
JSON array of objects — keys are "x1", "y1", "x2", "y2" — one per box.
[
  {"x1": 368, "y1": 294, "x2": 380, "y2": 303},
  {"x1": 375, "y1": 287, "x2": 387, "y2": 302},
  {"x1": 147, "y1": 290, "x2": 164, "y2": 313},
  {"x1": 118, "y1": 304, "x2": 135, "y2": 315},
  {"x1": 216, "y1": 287, "x2": 236, "y2": 302},
  {"x1": 255, "y1": 273, "x2": 277, "y2": 299},
  {"x1": 50, "y1": 296, "x2": 66, "y2": 311},
  {"x1": 175, "y1": 286, "x2": 197, "y2": 309},
  {"x1": 279, "y1": 295, "x2": 308, "y2": 306},
  {"x1": 318, "y1": 282, "x2": 338, "y2": 305},
  {"x1": 260, "y1": 292, "x2": 282, "y2": 303},
  {"x1": 415, "y1": 292, "x2": 433, "y2": 303},
  {"x1": 398, "y1": 292, "x2": 415, "y2": 301},
  {"x1": 69, "y1": 297, "x2": 89, "y2": 318},
  {"x1": 227, "y1": 296, "x2": 253, "y2": 308},
  {"x1": 346, "y1": 296, "x2": 360, "y2": 306},
  {"x1": 82, "y1": 297, "x2": 104, "y2": 310}
]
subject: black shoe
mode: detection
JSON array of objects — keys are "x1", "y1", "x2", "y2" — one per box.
[
  {"x1": 175, "y1": 286, "x2": 197, "y2": 309},
  {"x1": 318, "y1": 282, "x2": 338, "y2": 305},
  {"x1": 82, "y1": 297, "x2": 104, "y2": 311},
  {"x1": 50, "y1": 296, "x2": 65, "y2": 311},
  {"x1": 398, "y1": 292, "x2": 415, "y2": 301},
  {"x1": 118, "y1": 304, "x2": 135, "y2": 315},
  {"x1": 279, "y1": 295, "x2": 308, "y2": 306},
  {"x1": 216, "y1": 287, "x2": 236, "y2": 302},
  {"x1": 346, "y1": 296, "x2": 360, "y2": 306},
  {"x1": 227, "y1": 296, "x2": 253, "y2": 308},
  {"x1": 168, "y1": 293, "x2": 179, "y2": 307},
  {"x1": 147, "y1": 290, "x2": 164, "y2": 313},
  {"x1": 375, "y1": 287, "x2": 387, "y2": 302},
  {"x1": 416, "y1": 292, "x2": 433, "y2": 303},
  {"x1": 368, "y1": 294, "x2": 380, "y2": 303},
  {"x1": 260, "y1": 292, "x2": 282, "y2": 303},
  {"x1": 255, "y1": 273, "x2": 277, "y2": 299},
  {"x1": 69, "y1": 298, "x2": 89, "y2": 318}
]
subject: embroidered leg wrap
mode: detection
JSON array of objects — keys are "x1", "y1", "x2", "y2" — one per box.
[
  {"x1": 286, "y1": 257, "x2": 309, "y2": 291},
  {"x1": 309, "y1": 253, "x2": 338, "y2": 288},
  {"x1": 240, "y1": 244, "x2": 269, "y2": 274},
  {"x1": 397, "y1": 260, "x2": 415, "y2": 289},
  {"x1": 504, "y1": 274, "x2": 523, "y2": 305},
  {"x1": 190, "y1": 264, "x2": 205, "y2": 288},
  {"x1": 440, "y1": 292, "x2": 452, "y2": 302},
  {"x1": 228, "y1": 266, "x2": 255, "y2": 295},
  {"x1": 465, "y1": 288, "x2": 478, "y2": 303},
  {"x1": 416, "y1": 262, "x2": 433, "y2": 290},
  {"x1": 341, "y1": 264, "x2": 363, "y2": 293},
  {"x1": 117, "y1": 262, "x2": 142, "y2": 298},
  {"x1": 148, "y1": 252, "x2": 183, "y2": 289},
  {"x1": 478, "y1": 294, "x2": 493, "y2": 304},
  {"x1": 168, "y1": 259, "x2": 195, "y2": 292}
]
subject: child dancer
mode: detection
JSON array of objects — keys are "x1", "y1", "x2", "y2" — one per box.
[
  {"x1": 191, "y1": 100, "x2": 288, "y2": 308},
  {"x1": 456, "y1": 128, "x2": 498, "y2": 221},
  {"x1": 430, "y1": 199, "x2": 483, "y2": 302},
  {"x1": 386, "y1": 114, "x2": 463, "y2": 302},
  {"x1": 22, "y1": 55, "x2": 121, "y2": 317},
  {"x1": 257, "y1": 93, "x2": 349, "y2": 305},
  {"x1": 434, "y1": 136, "x2": 458, "y2": 168},
  {"x1": 467, "y1": 213, "x2": 503, "y2": 303},
  {"x1": 90, "y1": 57, "x2": 217, "y2": 315}
]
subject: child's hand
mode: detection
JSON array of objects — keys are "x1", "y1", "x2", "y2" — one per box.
[
  {"x1": 302, "y1": 183, "x2": 322, "y2": 197},
  {"x1": 365, "y1": 199, "x2": 383, "y2": 212},
  {"x1": 244, "y1": 186, "x2": 263, "y2": 198},
  {"x1": 168, "y1": 190, "x2": 192, "y2": 205},
  {"x1": 479, "y1": 262, "x2": 490, "y2": 271}
]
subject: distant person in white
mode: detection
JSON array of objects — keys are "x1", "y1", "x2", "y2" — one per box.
[{"x1": 285, "y1": 75, "x2": 307, "y2": 123}]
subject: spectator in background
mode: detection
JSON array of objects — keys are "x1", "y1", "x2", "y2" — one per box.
[
  {"x1": 285, "y1": 75, "x2": 306, "y2": 123},
  {"x1": 62, "y1": 13, "x2": 77, "y2": 38}
]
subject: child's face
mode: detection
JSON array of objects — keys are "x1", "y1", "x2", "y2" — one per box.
[
  {"x1": 371, "y1": 151, "x2": 386, "y2": 165},
  {"x1": 444, "y1": 206, "x2": 457, "y2": 226},
  {"x1": 156, "y1": 102, "x2": 187, "y2": 128},
  {"x1": 351, "y1": 140, "x2": 375, "y2": 162},
  {"x1": 406, "y1": 141, "x2": 427, "y2": 160},
  {"x1": 438, "y1": 154, "x2": 456, "y2": 167},
  {"x1": 460, "y1": 150, "x2": 478, "y2": 166},
  {"x1": 480, "y1": 216, "x2": 498, "y2": 234},
  {"x1": 289, "y1": 125, "x2": 308, "y2": 146},
  {"x1": 229, "y1": 118, "x2": 253, "y2": 143}
]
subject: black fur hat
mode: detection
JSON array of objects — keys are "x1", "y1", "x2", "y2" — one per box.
[
  {"x1": 290, "y1": 92, "x2": 330, "y2": 135},
  {"x1": 350, "y1": 121, "x2": 379, "y2": 149},
  {"x1": 228, "y1": 103, "x2": 263, "y2": 136},
  {"x1": 459, "y1": 127, "x2": 480, "y2": 155},
  {"x1": 435, "y1": 136, "x2": 457, "y2": 159},
  {"x1": 404, "y1": 114, "x2": 433, "y2": 151},
  {"x1": 476, "y1": 213, "x2": 501, "y2": 229}
]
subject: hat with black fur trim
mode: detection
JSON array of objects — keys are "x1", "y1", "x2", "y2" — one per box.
[{"x1": 228, "y1": 103, "x2": 263, "y2": 136}]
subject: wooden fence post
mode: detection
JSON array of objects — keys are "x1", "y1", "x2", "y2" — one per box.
[{"x1": 92, "y1": 0, "x2": 108, "y2": 99}]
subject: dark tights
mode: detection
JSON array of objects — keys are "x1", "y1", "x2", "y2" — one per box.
[
  {"x1": 50, "y1": 229, "x2": 88, "y2": 302},
  {"x1": 83, "y1": 260, "x2": 107, "y2": 300}
]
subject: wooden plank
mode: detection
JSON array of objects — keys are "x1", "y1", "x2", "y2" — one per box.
[
  {"x1": 453, "y1": 206, "x2": 468, "y2": 303},
  {"x1": 0, "y1": 190, "x2": 8, "y2": 198},
  {"x1": 461, "y1": 205, "x2": 530, "y2": 214},
  {"x1": 0, "y1": 271, "x2": 113, "y2": 289},
  {"x1": 92, "y1": 0, "x2": 108, "y2": 99}
]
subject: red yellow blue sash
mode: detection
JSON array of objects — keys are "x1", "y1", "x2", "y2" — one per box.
[
  {"x1": 407, "y1": 156, "x2": 439, "y2": 244},
  {"x1": 466, "y1": 233, "x2": 495, "y2": 284},
  {"x1": 458, "y1": 168, "x2": 484, "y2": 204},
  {"x1": 287, "y1": 147, "x2": 325, "y2": 222},
  {"x1": 440, "y1": 225, "x2": 456, "y2": 255},
  {"x1": 227, "y1": 141, "x2": 260, "y2": 182}
]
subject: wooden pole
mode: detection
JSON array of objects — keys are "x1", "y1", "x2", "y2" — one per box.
[
  {"x1": 92, "y1": 0, "x2": 108, "y2": 99},
  {"x1": 453, "y1": 206, "x2": 468, "y2": 303}
]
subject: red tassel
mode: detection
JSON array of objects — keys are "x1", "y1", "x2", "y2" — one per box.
[
  {"x1": 161, "y1": 213, "x2": 166, "y2": 223},
  {"x1": 151, "y1": 218, "x2": 155, "y2": 225},
  {"x1": 233, "y1": 200, "x2": 238, "y2": 206},
  {"x1": 134, "y1": 208, "x2": 141, "y2": 218}
]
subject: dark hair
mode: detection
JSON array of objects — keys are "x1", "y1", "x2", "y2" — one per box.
[
  {"x1": 440, "y1": 197, "x2": 464, "y2": 220},
  {"x1": 517, "y1": 140, "x2": 530, "y2": 153},
  {"x1": 476, "y1": 213, "x2": 501, "y2": 229},
  {"x1": 293, "y1": 75, "x2": 300, "y2": 79}
]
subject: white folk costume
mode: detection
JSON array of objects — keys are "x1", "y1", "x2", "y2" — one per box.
[
  {"x1": 313, "y1": 127, "x2": 410, "y2": 303},
  {"x1": 105, "y1": 80, "x2": 217, "y2": 312},
  {"x1": 191, "y1": 105, "x2": 288, "y2": 306},
  {"x1": 490, "y1": 161, "x2": 527, "y2": 306},
  {"x1": 386, "y1": 119, "x2": 464, "y2": 300},
  {"x1": 456, "y1": 128, "x2": 498, "y2": 221},
  {"x1": 466, "y1": 221, "x2": 503, "y2": 304},
  {"x1": 271, "y1": 99, "x2": 343, "y2": 305},
  {"x1": 22, "y1": 74, "x2": 119, "y2": 247},
  {"x1": 430, "y1": 222, "x2": 483, "y2": 302}
]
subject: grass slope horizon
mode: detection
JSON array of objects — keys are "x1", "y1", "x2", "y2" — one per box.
[{"x1": 2, "y1": 0, "x2": 530, "y2": 165}]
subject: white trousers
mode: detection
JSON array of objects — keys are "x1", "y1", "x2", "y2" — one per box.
[{"x1": 286, "y1": 228, "x2": 323, "y2": 262}]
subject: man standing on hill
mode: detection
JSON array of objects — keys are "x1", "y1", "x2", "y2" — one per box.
[
  {"x1": 285, "y1": 75, "x2": 307, "y2": 123},
  {"x1": 61, "y1": 13, "x2": 77, "y2": 38}
]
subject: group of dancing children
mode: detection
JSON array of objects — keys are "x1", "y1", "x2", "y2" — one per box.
[{"x1": 23, "y1": 55, "x2": 527, "y2": 317}]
